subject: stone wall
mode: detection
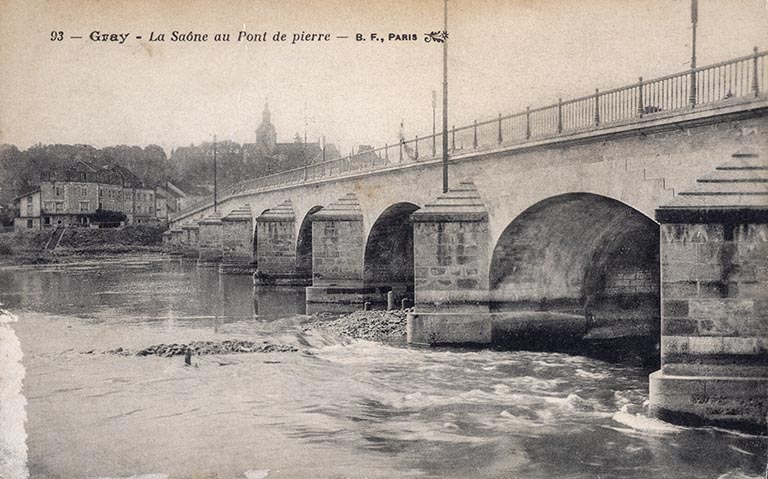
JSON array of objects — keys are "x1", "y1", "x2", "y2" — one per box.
[
  {"x1": 660, "y1": 223, "x2": 768, "y2": 376},
  {"x1": 257, "y1": 220, "x2": 296, "y2": 274},
  {"x1": 197, "y1": 218, "x2": 222, "y2": 263},
  {"x1": 221, "y1": 219, "x2": 252, "y2": 264},
  {"x1": 603, "y1": 268, "x2": 657, "y2": 296},
  {"x1": 413, "y1": 220, "x2": 489, "y2": 311},
  {"x1": 652, "y1": 220, "x2": 768, "y2": 429},
  {"x1": 312, "y1": 219, "x2": 364, "y2": 286}
]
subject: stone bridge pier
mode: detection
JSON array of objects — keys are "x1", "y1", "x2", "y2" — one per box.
[
  {"x1": 649, "y1": 152, "x2": 768, "y2": 431},
  {"x1": 254, "y1": 200, "x2": 312, "y2": 285},
  {"x1": 305, "y1": 193, "x2": 384, "y2": 311},
  {"x1": 408, "y1": 182, "x2": 493, "y2": 344}
]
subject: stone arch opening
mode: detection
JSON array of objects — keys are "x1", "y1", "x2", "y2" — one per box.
[
  {"x1": 489, "y1": 193, "x2": 659, "y2": 346},
  {"x1": 363, "y1": 202, "x2": 421, "y2": 302},
  {"x1": 296, "y1": 206, "x2": 323, "y2": 277}
]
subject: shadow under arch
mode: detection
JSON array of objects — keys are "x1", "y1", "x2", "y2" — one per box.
[
  {"x1": 296, "y1": 205, "x2": 323, "y2": 277},
  {"x1": 489, "y1": 192, "x2": 660, "y2": 352},
  {"x1": 363, "y1": 202, "x2": 421, "y2": 304},
  {"x1": 252, "y1": 208, "x2": 270, "y2": 260}
]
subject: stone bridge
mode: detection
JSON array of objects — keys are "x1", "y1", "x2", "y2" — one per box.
[{"x1": 168, "y1": 51, "x2": 768, "y2": 430}]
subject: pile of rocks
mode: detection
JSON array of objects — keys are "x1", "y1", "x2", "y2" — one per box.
[
  {"x1": 306, "y1": 309, "x2": 412, "y2": 342},
  {"x1": 103, "y1": 340, "x2": 298, "y2": 357}
]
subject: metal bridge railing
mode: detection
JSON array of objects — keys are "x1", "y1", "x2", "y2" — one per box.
[{"x1": 172, "y1": 47, "x2": 767, "y2": 221}]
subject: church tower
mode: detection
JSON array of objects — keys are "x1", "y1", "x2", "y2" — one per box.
[{"x1": 255, "y1": 103, "x2": 277, "y2": 156}]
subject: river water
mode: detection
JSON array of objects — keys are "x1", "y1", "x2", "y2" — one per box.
[{"x1": 0, "y1": 256, "x2": 765, "y2": 479}]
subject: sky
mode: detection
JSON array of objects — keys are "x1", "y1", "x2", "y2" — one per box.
[{"x1": 0, "y1": 0, "x2": 766, "y2": 155}]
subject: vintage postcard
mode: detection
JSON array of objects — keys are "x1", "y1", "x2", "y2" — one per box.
[{"x1": 1, "y1": 1, "x2": 767, "y2": 478}]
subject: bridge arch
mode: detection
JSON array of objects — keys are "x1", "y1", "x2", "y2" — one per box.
[
  {"x1": 489, "y1": 192, "x2": 659, "y2": 339},
  {"x1": 363, "y1": 202, "x2": 421, "y2": 301},
  {"x1": 296, "y1": 205, "x2": 323, "y2": 277}
]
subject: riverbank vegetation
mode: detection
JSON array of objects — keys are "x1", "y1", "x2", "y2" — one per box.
[{"x1": 0, "y1": 224, "x2": 166, "y2": 265}]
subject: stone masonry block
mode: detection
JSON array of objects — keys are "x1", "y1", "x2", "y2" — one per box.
[
  {"x1": 663, "y1": 281, "x2": 698, "y2": 299},
  {"x1": 734, "y1": 224, "x2": 768, "y2": 243},
  {"x1": 661, "y1": 224, "x2": 724, "y2": 244},
  {"x1": 662, "y1": 243, "x2": 697, "y2": 263},
  {"x1": 689, "y1": 299, "x2": 753, "y2": 319},
  {"x1": 661, "y1": 263, "x2": 698, "y2": 283},
  {"x1": 688, "y1": 336, "x2": 725, "y2": 354},
  {"x1": 663, "y1": 300, "x2": 689, "y2": 318},
  {"x1": 662, "y1": 318, "x2": 698, "y2": 335}
]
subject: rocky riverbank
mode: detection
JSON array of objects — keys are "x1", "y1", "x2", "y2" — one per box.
[
  {"x1": 98, "y1": 339, "x2": 298, "y2": 357},
  {"x1": 304, "y1": 309, "x2": 411, "y2": 342}
]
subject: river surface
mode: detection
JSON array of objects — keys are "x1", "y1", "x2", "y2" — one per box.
[{"x1": 0, "y1": 256, "x2": 765, "y2": 479}]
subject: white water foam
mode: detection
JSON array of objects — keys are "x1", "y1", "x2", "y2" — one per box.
[
  {"x1": 0, "y1": 307, "x2": 29, "y2": 479},
  {"x1": 610, "y1": 411, "x2": 683, "y2": 435}
]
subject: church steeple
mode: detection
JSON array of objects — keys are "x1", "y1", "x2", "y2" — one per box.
[{"x1": 255, "y1": 102, "x2": 277, "y2": 155}]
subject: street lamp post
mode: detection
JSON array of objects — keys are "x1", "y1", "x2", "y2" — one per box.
[
  {"x1": 441, "y1": 0, "x2": 449, "y2": 193},
  {"x1": 689, "y1": 0, "x2": 698, "y2": 108},
  {"x1": 213, "y1": 134, "x2": 218, "y2": 213},
  {"x1": 432, "y1": 90, "x2": 437, "y2": 157}
]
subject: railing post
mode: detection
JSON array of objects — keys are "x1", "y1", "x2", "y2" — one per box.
[
  {"x1": 557, "y1": 98, "x2": 563, "y2": 133},
  {"x1": 593, "y1": 89, "x2": 600, "y2": 126},
  {"x1": 415, "y1": 135, "x2": 419, "y2": 160},
  {"x1": 637, "y1": 76, "x2": 644, "y2": 117},
  {"x1": 473, "y1": 120, "x2": 478, "y2": 148},
  {"x1": 497, "y1": 114, "x2": 503, "y2": 144},
  {"x1": 385, "y1": 143, "x2": 389, "y2": 163},
  {"x1": 752, "y1": 46, "x2": 760, "y2": 97},
  {"x1": 432, "y1": 133, "x2": 436, "y2": 157},
  {"x1": 399, "y1": 141, "x2": 403, "y2": 163},
  {"x1": 525, "y1": 106, "x2": 531, "y2": 139},
  {"x1": 451, "y1": 126, "x2": 456, "y2": 152}
]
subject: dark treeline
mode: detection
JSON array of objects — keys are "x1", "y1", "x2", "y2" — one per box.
[
  {"x1": 0, "y1": 143, "x2": 171, "y2": 204},
  {"x1": 169, "y1": 140, "x2": 294, "y2": 188},
  {"x1": 0, "y1": 139, "x2": 308, "y2": 214}
]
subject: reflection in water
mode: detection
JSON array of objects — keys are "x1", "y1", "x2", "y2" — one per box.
[
  {"x1": 0, "y1": 258, "x2": 308, "y2": 327},
  {"x1": 1, "y1": 256, "x2": 766, "y2": 479}
]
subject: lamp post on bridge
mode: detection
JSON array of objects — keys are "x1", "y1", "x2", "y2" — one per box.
[
  {"x1": 689, "y1": 0, "x2": 698, "y2": 108},
  {"x1": 212, "y1": 134, "x2": 218, "y2": 213},
  {"x1": 441, "y1": 0, "x2": 449, "y2": 193}
]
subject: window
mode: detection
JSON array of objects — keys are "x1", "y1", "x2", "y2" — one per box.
[
  {"x1": 26, "y1": 205, "x2": 33, "y2": 215},
  {"x1": 79, "y1": 201, "x2": 90, "y2": 212},
  {"x1": 55, "y1": 202, "x2": 64, "y2": 213},
  {"x1": 44, "y1": 217, "x2": 51, "y2": 225},
  {"x1": 27, "y1": 219, "x2": 33, "y2": 228},
  {"x1": 26, "y1": 196, "x2": 32, "y2": 204},
  {"x1": 55, "y1": 186, "x2": 63, "y2": 196},
  {"x1": 43, "y1": 201, "x2": 53, "y2": 211},
  {"x1": 81, "y1": 186, "x2": 87, "y2": 197},
  {"x1": 149, "y1": 193, "x2": 153, "y2": 202}
]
